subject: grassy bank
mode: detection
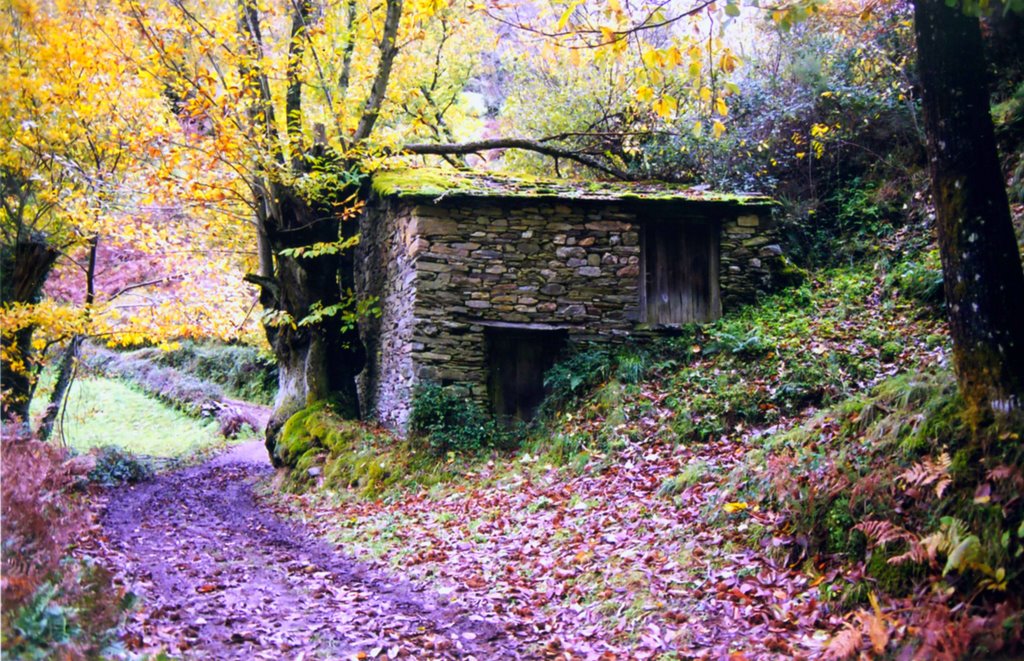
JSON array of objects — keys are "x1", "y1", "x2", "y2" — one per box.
[{"x1": 30, "y1": 367, "x2": 243, "y2": 459}]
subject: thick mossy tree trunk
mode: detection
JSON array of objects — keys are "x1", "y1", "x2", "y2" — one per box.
[
  {"x1": 236, "y1": 0, "x2": 371, "y2": 465},
  {"x1": 914, "y1": 0, "x2": 1024, "y2": 426},
  {"x1": 252, "y1": 184, "x2": 365, "y2": 466},
  {"x1": 0, "y1": 237, "x2": 60, "y2": 426}
]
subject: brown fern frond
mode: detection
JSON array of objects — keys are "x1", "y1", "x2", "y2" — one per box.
[
  {"x1": 987, "y1": 465, "x2": 1024, "y2": 488},
  {"x1": 824, "y1": 624, "x2": 863, "y2": 660},
  {"x1": 855, "y1": 519, "x2": 914, "y2": 548},
  {"x1": 888, "y1": 543, "x2": 929, "y2": 566},
  {"x1": 900, "y1": 452, "x2": 952, "y2": 498}
]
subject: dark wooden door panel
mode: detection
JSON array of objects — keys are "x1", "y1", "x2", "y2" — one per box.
[
  {"x1": 486, "y1": 328, "x2": 565, "y2": 423},
  {"x1": 644, "y1": 221, "x2": 719, "y2": 324}
]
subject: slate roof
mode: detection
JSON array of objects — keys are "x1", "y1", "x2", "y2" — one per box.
[{"x1": 371, "y1": 168, "x2": 776, "y2": 210}]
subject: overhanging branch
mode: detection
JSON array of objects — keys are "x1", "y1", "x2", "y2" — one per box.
[{"x1": 403, "y1": 138, "x2": 633, "y2": 180}]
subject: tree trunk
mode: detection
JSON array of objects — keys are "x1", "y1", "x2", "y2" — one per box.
[
  {"x1": 38, "y1": 236, "x2": 96, "y2": 442},
  {"x1": 236, "y1": 0, "x2": 367, "y2": 465},
  {"x1": 37, "y1": 335, "x2": 81, "y2": 442},
  {"x1": 913, "y1": 0, "x2": 1024, "y2": 426},
  {"x1": 255, "y1": 185, "x2": 365, "y2": 466},
  {"x1": 0, "y1": 238, "x2": 60, "y2": 427}
]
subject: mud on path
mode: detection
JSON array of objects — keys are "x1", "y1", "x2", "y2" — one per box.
[{"x1": 95, "y1": 443, "x2": 519, "y2": 659}]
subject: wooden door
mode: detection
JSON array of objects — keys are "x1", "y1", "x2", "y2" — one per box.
[
  {"x1": 642, "y1": 221, "x2": 720, "y2": 324},
  {"x1": 486, "y1": 328, "x2": 565, "y2": 423}
]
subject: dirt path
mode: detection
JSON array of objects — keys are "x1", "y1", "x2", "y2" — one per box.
[{"x1": 97, "y1": 442, "x2": 520, "y2": 659}]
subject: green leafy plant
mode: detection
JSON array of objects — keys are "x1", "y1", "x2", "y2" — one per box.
[
  {"x1": 540, "y1": 346, "x2": 614, "y2": 416},
  {"x1": 409, "y1": 383, "x2": 504, "y2": 455},
  {"x1": 6, "y1": 582, "x2": 74, "y2": 658},
  {"x1": 885, "y1": 252, "x2": 945, "y2": 308},
  {"x1": 87, "y1": 446, "x2": 153, "y2": 487}
]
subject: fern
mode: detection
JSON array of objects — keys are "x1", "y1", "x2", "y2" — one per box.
[
  {"x1": 986, "y1": 464, "x2": 1024, "y2": 488},
  {"x1": 824, "y1": 625, "x2": 863, "y2": 660},
  {"x1": 888, "y1": 543, "x2": 929, "y2": 566},
  {"x1": 855, "y1": 519, "x2": 914, "y2": 548},
  {"x1": 900, "y1": 452, "x2": 952, "y2": 498}
]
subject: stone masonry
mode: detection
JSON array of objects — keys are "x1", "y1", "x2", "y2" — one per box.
[{"x1": 356, "y1": 170, "x2": 781, "y2": 431}]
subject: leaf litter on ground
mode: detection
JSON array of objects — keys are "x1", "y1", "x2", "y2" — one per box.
[{"x1": 269, "y1": 269, "x2": 953, "y2": 659}]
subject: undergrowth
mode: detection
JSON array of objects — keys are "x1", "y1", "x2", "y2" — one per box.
[
  {"x1": 729, "y1": 367, "x2": 1024, "y2": 657},
  {"x1": 87, "y1": 446, "x2": 154, "y2": 487},
  {"x1": 409, "y1": 383, "x2": 520, "y2": 455},
  {"x1": 147, "y1": 340, "x2": 277, "y2": 406},
  {"x1": 1, "y1": 438, "x2": 135, "y2": 658},
  {"x1": 526, "y1": 261, "x2": 947, "y2": 469}
]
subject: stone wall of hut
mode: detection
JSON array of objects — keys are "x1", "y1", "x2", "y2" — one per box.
[{"x1": 357, "y1": 196, "x2": 781, "y2": 431}]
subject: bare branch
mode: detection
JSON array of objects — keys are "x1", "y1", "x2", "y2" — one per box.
[
  {"x1": 338, "y1": 0, "x2": 357, "y2": 95},
  {"x1": 482, "y1": 0, "x2": 716, "y2": 49},
  {"x1": 106, "y1": 276, "x2": 184, "y2": 303},
  {"x1": 286, "y1": 0, "x2": 311, "y2": 154},
  {"x1": 353, "y1": 0, "x2": 404, "y2": 142},
  {"x1": 403, "y1": 139, "x2": 634, "y2": 180}
]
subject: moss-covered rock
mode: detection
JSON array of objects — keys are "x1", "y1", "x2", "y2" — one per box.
[
  {"x1": 276, "y1": 401, "x2": 366, "y2": 467},
  {"x1": 275, "y1": 400, "x2": 452, "y2": 497},
  {"x1": 768, "y1": 255, "x2": 808, "y2": 289}
]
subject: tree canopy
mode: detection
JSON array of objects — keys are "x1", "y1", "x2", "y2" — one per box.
[{"x1": 2, "y1": 0, "x2": 1022, "y2": 430}]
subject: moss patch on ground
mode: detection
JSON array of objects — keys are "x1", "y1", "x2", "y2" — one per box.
[{"x1": 276, "y1": 400, "x2": 454, "y2": 497}]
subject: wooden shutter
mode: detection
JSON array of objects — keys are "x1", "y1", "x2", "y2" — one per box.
[{"x1": 642, "y1": 221, "x2": 720, "y2": 324}]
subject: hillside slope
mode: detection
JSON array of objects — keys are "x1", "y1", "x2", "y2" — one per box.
[{"x1": 269, "y1": 239, "x2": 1024, "y2": 658}]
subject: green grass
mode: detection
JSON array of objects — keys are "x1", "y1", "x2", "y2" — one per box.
[{"x1": 32, "y1": 376, "x2": 223, "y2": 457}]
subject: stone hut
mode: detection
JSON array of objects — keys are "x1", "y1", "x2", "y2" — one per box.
[{"x1": 356, "y1": 168, "x2": 781, "y2": 430}]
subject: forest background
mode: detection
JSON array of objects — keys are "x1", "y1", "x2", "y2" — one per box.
[{"x1": 2, "y1": 0, "x2": 1024, "y2": 657}]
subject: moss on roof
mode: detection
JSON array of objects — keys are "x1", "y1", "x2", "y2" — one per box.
[{"x1": 371, "y1": 167, "x2": 776, "y2": 207}]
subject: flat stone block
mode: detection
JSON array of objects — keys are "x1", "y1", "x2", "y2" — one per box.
[
  {"x1": 586, "y1": 221, "x2": 628, "y2": 232},
  {"x1": 417, "y1": 260, "x2": 450, "y2": 272},
  {"x1": 558, "y1": 304, "x2": 586, "y2": 317},
  {"x1": 415, "y1": 216, "x2": 459, "y2": 236}
]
